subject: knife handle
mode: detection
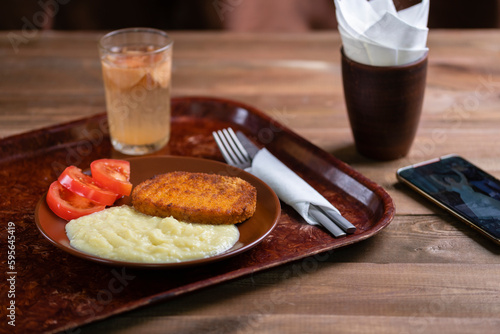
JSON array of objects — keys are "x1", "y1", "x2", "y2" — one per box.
[
  {"x1": 314, "y1": 205, "x2": 356, "y2": 234},
  {"x1": 310, "y1": 206, "x2": 346, "y2": 237}
]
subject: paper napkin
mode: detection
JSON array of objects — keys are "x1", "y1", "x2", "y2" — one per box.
[{"x1": 334, "y1": 0, "x2": 429, "y2": 66}]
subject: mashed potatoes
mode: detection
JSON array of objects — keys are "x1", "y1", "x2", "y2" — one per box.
[{"x1": 65, "y1": 205, "x2": 240, "y2": 263}]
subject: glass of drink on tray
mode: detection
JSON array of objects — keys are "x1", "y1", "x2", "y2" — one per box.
[{"x1": 99, "y1": 28, "x2": 173, "y2": 155}]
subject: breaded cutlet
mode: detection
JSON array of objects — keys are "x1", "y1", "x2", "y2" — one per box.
[{"x1": 132, "y1": 171, "x2": 257, "y2": 225}]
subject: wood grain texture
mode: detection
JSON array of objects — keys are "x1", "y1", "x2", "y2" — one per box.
[{"x1": 0, "y1": 30, "x2": 499, "y2": 334}]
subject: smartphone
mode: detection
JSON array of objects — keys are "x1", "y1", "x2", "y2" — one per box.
[{"x1": 397, "y1": 154, "x2": 500, "y2": 245}]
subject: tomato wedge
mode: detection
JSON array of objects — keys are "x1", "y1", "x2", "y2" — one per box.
[
  {"x1": 90, "y1": 159, "x2": 132, "y2": 196},
  {"x1": 58, "y1": 166, "x2": 118, "y2": 206},
  {"x1": 46, "y1": 181, "x2": 105, "y2": 220}
]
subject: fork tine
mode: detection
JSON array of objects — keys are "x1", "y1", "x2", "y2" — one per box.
[
  {"x1": 226, "y1": 128, "x2": 251, "y2": 162},
  {"x1": 219, "y1": 129, "x2": 243, "y2": 165},
  {"x1": 221, "y1": 128, "x2": 251, "y2": 164},
  {"x1": 213, "y1": 130, "x2": 239, "y2": 166},
  {"x1": 213, "y1": 128, "x2": 252, "y2": 169}
]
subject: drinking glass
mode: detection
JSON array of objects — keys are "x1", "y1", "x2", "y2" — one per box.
[{"x1": 99, "y1": 28, "x2": 173, "y2": 155}]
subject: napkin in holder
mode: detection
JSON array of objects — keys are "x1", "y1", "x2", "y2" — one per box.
[{"x1": 334, "y1": 0, "x2": 429, "y2": 66}]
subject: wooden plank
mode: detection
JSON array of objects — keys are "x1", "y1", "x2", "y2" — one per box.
[
  {"x1": 80, "y1": 314, "x2": 500, "y2": 334},
  {"x1": 81, "y1": 262, "x2": 500, "y2": 333},
  {"x1": 331, "y1": 216, "x2": 500, "y2": 263}
]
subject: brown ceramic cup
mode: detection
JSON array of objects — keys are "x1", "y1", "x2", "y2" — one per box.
[{"x1": 341, "y1": 48, "x2": 428, "y2": 160}]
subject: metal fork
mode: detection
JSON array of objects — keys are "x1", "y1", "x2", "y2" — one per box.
[{"x1": 212, "y1": 128, "x2": 252, "y2": 169}]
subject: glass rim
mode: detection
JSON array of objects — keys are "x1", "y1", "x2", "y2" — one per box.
[{"x1": 99, "y1": 27, "x2": 173, "y2": 55}]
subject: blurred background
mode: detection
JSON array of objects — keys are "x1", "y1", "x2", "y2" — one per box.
[{"x1": 2, "y1": 0, "x2": 500, "y2": 32}]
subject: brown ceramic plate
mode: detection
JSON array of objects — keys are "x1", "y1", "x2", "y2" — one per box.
[{"x1": 34, "y1": 155, "x2": 281, "y2": 269}]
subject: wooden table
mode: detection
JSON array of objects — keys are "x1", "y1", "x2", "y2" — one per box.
[{"x1": 1, "y1": 30, "x2": 499, "y2": 333}]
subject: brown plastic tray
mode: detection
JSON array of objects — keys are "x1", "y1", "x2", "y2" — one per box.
[{"x1": 0, "y1": 96, "x2": 394, "y2": 334}]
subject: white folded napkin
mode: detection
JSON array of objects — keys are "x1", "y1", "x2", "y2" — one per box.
[
  {"x1": 334, "y1": 0, "x2": 429, "y2": 66},
  {"x1": 248, "y1": 148, "x2": 341, "y2": 226}
]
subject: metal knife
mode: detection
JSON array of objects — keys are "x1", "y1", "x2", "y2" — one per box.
[{"x1": 236, "y1": 131, "x2": 356, "y2": 236}]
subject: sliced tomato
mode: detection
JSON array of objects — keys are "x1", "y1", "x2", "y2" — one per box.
[
  {"x1": 46, "y1": 181, "x2": 105, "y2": 220},
  {"x1": 58, "y1": 166, "x2": 118, "y2": 206},
  {"x1": 90, "y1": 159, "x2": 132, "y2": 196}
]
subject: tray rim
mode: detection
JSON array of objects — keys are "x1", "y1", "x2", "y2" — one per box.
[{"x1": 1, "y1": 94, "x2": 396, "y2": 258}]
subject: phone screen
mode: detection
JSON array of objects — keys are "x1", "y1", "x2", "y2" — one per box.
[{"x1": 397, "y1": 155, "x2": 500, "y2": 243}]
